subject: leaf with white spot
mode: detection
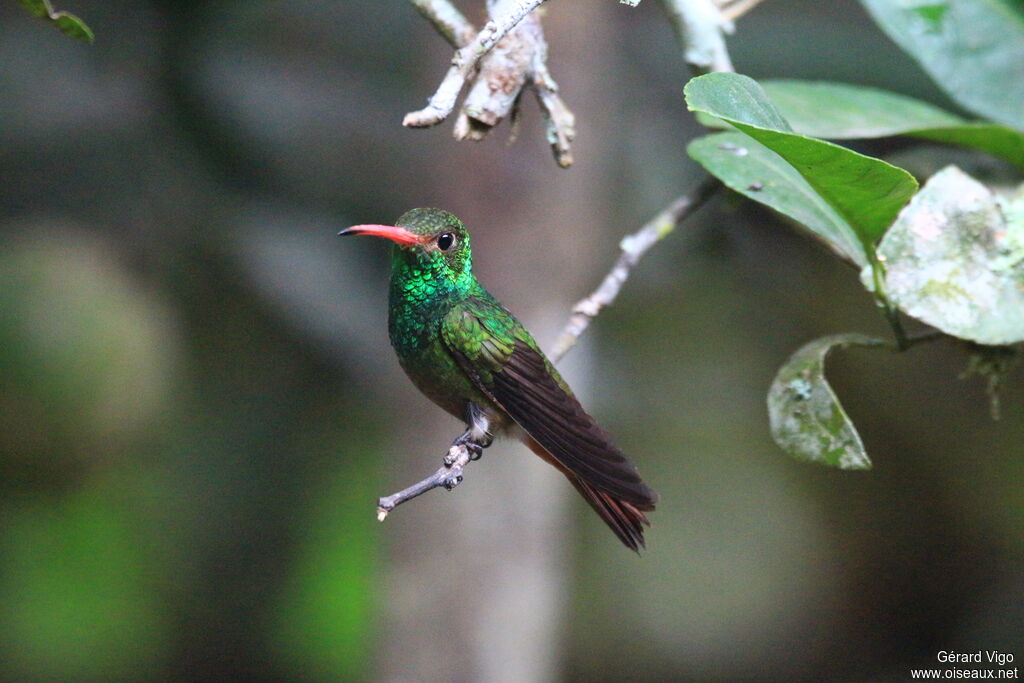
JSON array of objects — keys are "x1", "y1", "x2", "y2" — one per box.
[
  {"x1": 863, "y1": 167, "x2": 1024, "y2": 345},
  {"x1": 768, "y1": 334, "x2": 888, "y2": 470}
]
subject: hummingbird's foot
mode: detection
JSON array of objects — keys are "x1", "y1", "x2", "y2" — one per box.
[
  {"x1": 450, "y1": 432, "x2": 486, "y2": 462},
  {"x1": 444, "y1": 441, "x2": 482, "y2": 466}
]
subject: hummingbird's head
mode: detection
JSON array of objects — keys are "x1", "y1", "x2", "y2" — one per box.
[{"x1": 340, "y1": 207, "x2": 473, "y2": 284}]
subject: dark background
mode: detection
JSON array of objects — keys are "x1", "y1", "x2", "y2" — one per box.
[{"x1": 0, "y1": 0, "x2": 1020, "y2": 680}]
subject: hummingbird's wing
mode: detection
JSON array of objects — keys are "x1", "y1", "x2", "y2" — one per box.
[{"x1": 442, "y1": 297, "x2": 658, "y2": 550}]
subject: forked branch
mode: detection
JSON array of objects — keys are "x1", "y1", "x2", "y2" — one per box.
[
  {"x1": 403, "y1": 0, "x2": 548, "y2": 128},
  {"x1": 405, "y1": 0, "x2": 575, "y2": 166}
]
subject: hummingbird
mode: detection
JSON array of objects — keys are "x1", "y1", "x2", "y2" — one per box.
[{"x1": 340, "y1": 208, "x2": 657, "y2": 551}]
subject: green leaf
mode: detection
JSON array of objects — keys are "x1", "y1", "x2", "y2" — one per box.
[
  {"x1": 697, "y1": 80, "x2": 1024, "y2": 171},
  {"x1": 765, "y1": 81, "x2": 1024, "y2": 172},
  {"x1": 685, "y1": 73, "x2": 918, "y2": 252},
  {"x1": 910, "y1": 124, "x2": 1024, "y2": 174},
  {"x1": 860, "y1": 0, "x2": 1024, "y2": 131},
  {"x1": 17, "y1": 0, "x2": 94, "y2": 43},
  {"x1": 52, "y1": 12, "x2": 93, "y2": 42},
  {"x1": 768, "y1": 334, "x2": 887, "y2": 470},
  {"x1": 863, "y1": 166, "x2": 1024, "y2": 345},
  {"x1": 688, "y1": 132, "x2": 867, "y2": 267},
  {"x1": 759, "y1": 80, "x2": 963, "y2": 138}
]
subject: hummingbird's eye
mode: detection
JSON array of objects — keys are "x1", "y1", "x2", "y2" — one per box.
[{"x1": 437, "y1": 232, "x2": 456, "y2": 251}]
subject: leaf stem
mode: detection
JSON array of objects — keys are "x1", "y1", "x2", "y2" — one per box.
[{"x1": 868, "y1": 252, "x2": 908, "y2": 351}]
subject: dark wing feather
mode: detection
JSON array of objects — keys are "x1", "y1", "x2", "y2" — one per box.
[
  {"x1": 442, "y1": 301, "x2": 657, "y2": 511},
  {"x1": 488, "y1": 342, "x2": 657, "y2": 508},
  {"x1": 537, "y1": 437, "x2": 651, "y2": 552}
]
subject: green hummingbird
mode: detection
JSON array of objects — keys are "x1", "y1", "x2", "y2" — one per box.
[{"x1": 340, "y1": 208, "x2": 657, "y2": 550}]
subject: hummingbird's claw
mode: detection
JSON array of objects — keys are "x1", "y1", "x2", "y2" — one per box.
[{"x1": 451, "y1": 431, "x2": 486, "y2": 461}]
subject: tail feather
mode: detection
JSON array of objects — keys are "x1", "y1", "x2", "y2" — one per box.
[
  {"x1": 525, "y1": 436, "x2": 655, "y2": 552},
  {"x1": 445, "y1": 334, "x2": 657, "y2": 549},
  {"x1": 568, "y1": 477, "x2": 652, "y2": 553}
]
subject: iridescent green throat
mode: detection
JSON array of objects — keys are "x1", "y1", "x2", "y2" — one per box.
[{"x1": 386, "y1": 209, "x2": 480, "y2": 356}]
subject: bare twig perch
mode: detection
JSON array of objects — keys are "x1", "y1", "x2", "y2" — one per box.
[
  {"x1": 377, "y1": 442, "x2": 477, "y2": 520},
  {"x1": 375, "y1": 179, "x2": 721, "y2": 518},
  {"x1": 552, "y1": 177, "x2": 721, "y2": 361}
]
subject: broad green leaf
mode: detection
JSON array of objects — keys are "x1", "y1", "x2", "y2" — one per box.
[
  {"x1": 52, "y1": 12, "x2": 93, "y2": 42},
  {"x1": 760, "y1": 80, "x2": 963, "y2": 138},
  {"x1": 862, "y1": 166, "x2": 1024, "y2": 345},
  {"x1": 768, "y1": 334, "x2": 887, "y2": 470},
  {"x1": 688, "y1": 132, "x2": 866, "y2": 266},
  {"x1": 860, "y1": 0, "x2": 1024, "y2": 131},
  {"x1": 685, "y1": 73, "x2": 918, "y2": 251},
  {"x1": 763, "y1": 81, "x2": 1024, "y2": 172},
  {"x1": 909, "y1": 124, "x2": 1024, "y2": 174},
  {"x1": 697, "y1": 80, "x2": 1024, "y2": 171},
  {"x1": 17, "y1": 0, "x2": 93, "y2": 43}
]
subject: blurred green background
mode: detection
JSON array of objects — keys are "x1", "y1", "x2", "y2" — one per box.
[{"x1": 1, "y1": 1, "x2": 1020, "y2": 680}]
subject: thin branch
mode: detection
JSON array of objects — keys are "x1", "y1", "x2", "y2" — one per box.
[
  {"x1": 551, "y1": 177, "x2": 722, "y2": 362},
  {"x1": 409, "y1": 0, "x2": 477, "y2": 48},
  {"x1": 377, "y1": 443, "x2": 476, "y2": 520},
  {"x1": 867, "y1": 252, "x2": 910, "y2": 350},
  {"x1": 656, "y1": 0, "x2": 735, "y2": 74},
  {"x1": 531, "y1": 29, "x2": 575, "y2": 167},
  {"x1": 404, "y1": 0, "x2": 548, "y2": 128}
]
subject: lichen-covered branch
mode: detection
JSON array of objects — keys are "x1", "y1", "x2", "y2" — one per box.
[
  {"x1": 657, "y1": 0, "x2": 735, "y2": 73},
  {"x1": 529, "y1": 24, "x2": 575, "y2": 167},
  {"x1": 403, "y1": 0, "x2": 757, "y2": 165},
  {"x1": 452, "y1": 5, "x2": 536, "y2": 142},
  {"x1": 403, "y1": 0, "x2": 548, "y2": 128},
  {"x1": 405, "y1": 0, "x2": 576, "y2": 166},
  {"x1": 551, "y1": 177, "x2": 721, "y2": 362}
]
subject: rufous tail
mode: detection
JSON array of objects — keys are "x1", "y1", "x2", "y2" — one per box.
[{"x1": 525, "y1": 437, "x2": 654, "y2": 552}]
